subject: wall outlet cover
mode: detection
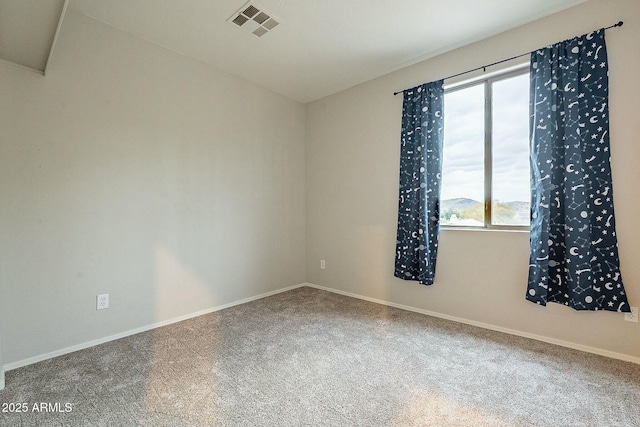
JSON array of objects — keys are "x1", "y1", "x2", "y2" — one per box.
[{"x1": 97, "y1": 294, "x2": 109, "y2": 310}]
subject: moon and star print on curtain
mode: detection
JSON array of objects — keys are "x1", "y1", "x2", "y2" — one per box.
[
  {"x1": 394, "y1": 81, "x2": 444, "y2": 286},
  {"x1": 527, "y1": 29, "x2": 630, "y2": 312}
]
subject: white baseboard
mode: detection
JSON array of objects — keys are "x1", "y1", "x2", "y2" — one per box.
[
  {"x1": 3, "y1": 283, "x2": 307, "y2": 374},
  {"x1": 4, "y1": 280, "x2": 637, "y2": 386},
  {"x1": 303, "y1": 282, "x2": 640, "y2": 366}
]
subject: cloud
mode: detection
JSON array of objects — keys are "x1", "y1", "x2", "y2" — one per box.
[{"x1": 441, "y1": 72, "x2": 530, "y2": 203}]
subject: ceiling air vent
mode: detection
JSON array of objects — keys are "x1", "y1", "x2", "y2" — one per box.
[{"x1": 228, "y1": 2, "x2": 279, "y2": 38}]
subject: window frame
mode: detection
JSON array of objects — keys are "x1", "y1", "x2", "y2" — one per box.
[{"x1": 440, "y1": 64, "x2": 531, "y2": 232}]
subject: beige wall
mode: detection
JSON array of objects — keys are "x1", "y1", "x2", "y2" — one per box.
[
  {"x1": 0, "y1": 10, "x2": 306, "y2": 365},
  {"x1": 0, "y1": 337, "x2": 4, "y2": 389},
  {"x1": 306, "y1": 0, "x2": 640, "y2": 360}
]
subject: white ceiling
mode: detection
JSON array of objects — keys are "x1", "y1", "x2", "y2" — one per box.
[{"x1": 3, "y1": 0, "x2": 588, "y2": 102}]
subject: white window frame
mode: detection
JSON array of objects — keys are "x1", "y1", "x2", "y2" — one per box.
[{"x1": 441, "y1": 64, "x2": 530, "y2": 231}]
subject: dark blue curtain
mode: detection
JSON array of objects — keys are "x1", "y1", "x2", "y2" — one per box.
[
  {"x1": 527, "y1": 30, "x2": 630, "y2": 312},
  {"x1": 395, "y1": 81, "x2": 444, "y2": 285}
]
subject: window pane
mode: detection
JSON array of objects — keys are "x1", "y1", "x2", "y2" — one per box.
[
  {"x1": 441, "y1": 84, "x2": 485, "y2": 227},
  {"x1": 492, "y1": 74, "x2": 530, "y2": 226}
]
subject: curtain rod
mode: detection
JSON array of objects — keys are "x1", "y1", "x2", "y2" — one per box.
[{"x1": 393, "y1": 21, "x2": 623, "y2": 96}]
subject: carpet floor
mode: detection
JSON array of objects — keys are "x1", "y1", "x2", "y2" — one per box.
[{"x1": 1, "y1": 286, "x2": 639, "y2": 426}]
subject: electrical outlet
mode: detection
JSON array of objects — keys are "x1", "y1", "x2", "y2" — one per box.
[
  {"x1": 320, "y1": 259, "x2": 326, "y2": 270},
  {"x1": 96, "y1": 294, "x2": 109, "y2": 310},
  {"x1": 625, "y1": 306, "x2": 638, "y2": 323}
]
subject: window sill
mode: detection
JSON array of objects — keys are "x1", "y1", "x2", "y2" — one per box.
[{"x1": 440, "y1": 226, "x2": 530, "y2": 234}]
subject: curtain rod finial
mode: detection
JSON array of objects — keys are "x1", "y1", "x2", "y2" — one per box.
[{"x1": 617, "y1": 21, "x2": 623, "y2": 27}]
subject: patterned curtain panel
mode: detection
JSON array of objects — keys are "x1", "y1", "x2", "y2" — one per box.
[
  {"x1": 394, "y1": 81, "x2": 444, "y2": 286},
  {"x1": 527, "y1": 30, "x2": 630, "y2": 312}
]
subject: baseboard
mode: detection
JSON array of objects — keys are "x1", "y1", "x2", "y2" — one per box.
[
  {"x1": 4, "y1": 283, "x2": 307, "y2": 374},
  {"x1": 303, "y1": 282, "x2": 640, "y2": 366},
  {"x1": 5, "y1": 280, "x2": 637, "y2": 383}
]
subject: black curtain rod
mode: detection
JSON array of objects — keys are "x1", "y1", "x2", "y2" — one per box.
[{"x1": 393, "y1": 21, "x2": 623, "y2": 96}]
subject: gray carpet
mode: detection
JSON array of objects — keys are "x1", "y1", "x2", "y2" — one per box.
[{"x1": 1, "y1": 286, "x2": 639, "y2": 427}]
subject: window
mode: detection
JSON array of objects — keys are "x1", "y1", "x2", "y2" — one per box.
[{"x1": 440, "y1": 68, "x2": 530, "y2": 229}]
